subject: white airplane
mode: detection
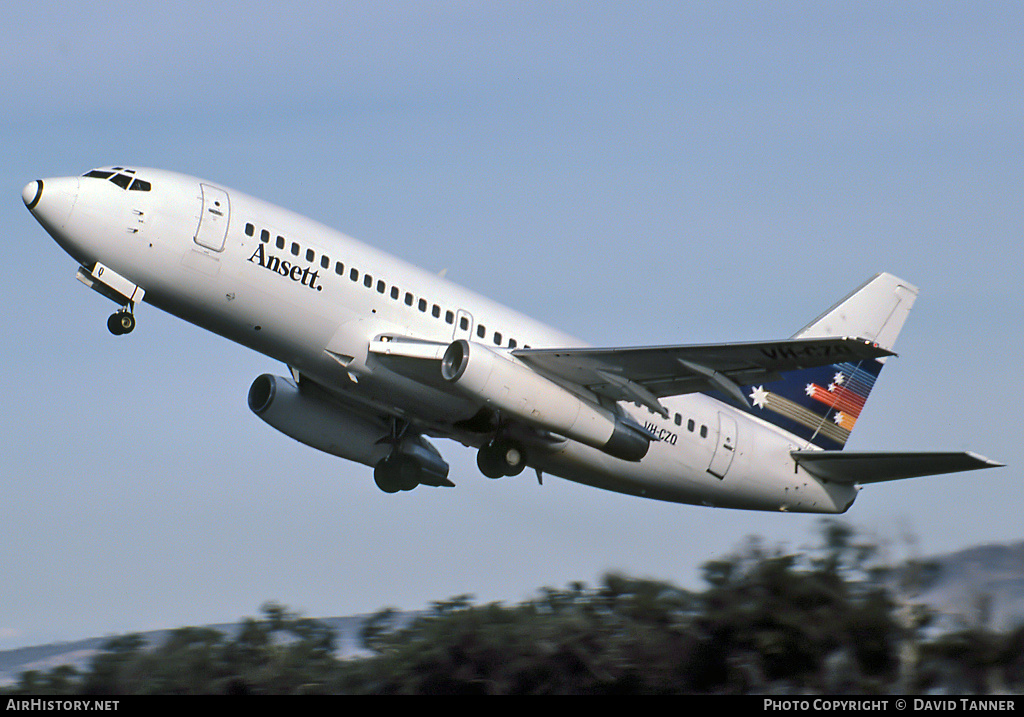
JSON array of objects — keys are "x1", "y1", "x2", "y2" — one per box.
[{"x1": 23, "y1": 167, "x2": 1002, "y2": 513}]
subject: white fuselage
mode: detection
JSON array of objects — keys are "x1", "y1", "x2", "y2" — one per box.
[{"x1": 25, "y1": 168, "x2": 857, "y2": 513}]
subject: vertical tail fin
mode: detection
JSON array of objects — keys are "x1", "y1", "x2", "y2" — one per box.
[
  {"x1": 742, "y1": 273, "x2": 918, "y2": 450},
  {"x1": 793, "y1": 272, "x2": 918, "y2": 352}
]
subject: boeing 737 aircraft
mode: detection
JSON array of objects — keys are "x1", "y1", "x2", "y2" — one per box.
[{"x1": 22, "y1": 167, "x2": 1001, "y2": 513}]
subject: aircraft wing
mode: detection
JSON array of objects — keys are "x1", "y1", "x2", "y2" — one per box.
[
  {"x1": 511, "y1": 337, "x2": 892, "y2": 414},
  {"x1": 791, "y1": 451, "x2": 1004, "y2": 484}
]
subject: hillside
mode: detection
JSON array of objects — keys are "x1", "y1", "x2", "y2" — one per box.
[{"x1": 2, "y1": 541, "x2": 1022, "y2": 688}]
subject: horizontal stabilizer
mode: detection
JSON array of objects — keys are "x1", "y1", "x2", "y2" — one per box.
[{"x1": 792, "y1": 450, "x2": 1004, "y2": 484}]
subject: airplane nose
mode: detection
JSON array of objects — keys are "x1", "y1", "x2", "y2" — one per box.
[
  {"x1": 23, "y1": 176, "x2": 79, "y2": 232},
  {"x1": 22, "y1": 180, "x2": 43, "y2": 210}
]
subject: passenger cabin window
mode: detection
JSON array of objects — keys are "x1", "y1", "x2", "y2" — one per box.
[
  {"x1": 432, "y1": 304, "x2": 440, "y2": 318},
  {"x1": 321, "y1": 255, "x2": 330, "y2": 269},
  {"x1": 276, "y1": 236, "x2": 285, "y2": 250},
  {"x1": 306, "y1": 248, "x2": 315, "y2": 262},
  {"x1": 291, "y1": 242, "x2": 300, "y2": 257},
  {"x1": 405, "y1": 292, "x2": 414, "y2": 306},
  {"x1": 335, "y1": 261, "x2": 344, "y2": 275},
  {"x1": 477, "y1": 325, "x2": 486, "y2": 338},
  {"x1": 245, "y1": 223, "x2": 255, "y2": 237}
]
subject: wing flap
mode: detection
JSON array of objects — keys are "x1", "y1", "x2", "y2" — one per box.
[{"x1": 792, "y1": 450, "x2": 1004, "y2": 484}]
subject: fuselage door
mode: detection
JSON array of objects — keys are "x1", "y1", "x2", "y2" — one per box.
[
  {"x1": 194, "y1": 183, "x2": 230, "y2": 252},
  {"x1": 707, "y1": 412, "x2": 738, "y2": 479}
]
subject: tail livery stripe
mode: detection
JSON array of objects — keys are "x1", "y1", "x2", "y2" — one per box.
[
  {"x1": 741, "y1": 357, "x2": 884, "y2": 450},
  {"x1": 751, "y1": 386, "x2": 852, "y2": 445},
  {"x1": 806, "y1": 384, "x2": 866, "y2": 417},
  {"x1": 804, "y1": 362, "x2": 876, "y2": 419}
]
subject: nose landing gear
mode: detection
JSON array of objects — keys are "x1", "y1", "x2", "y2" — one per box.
[
  {"x1": 74, "y1": 262, "x2": 144, "y2": 336},
  {"x1": 107, "y1": 309, "x2": 135, "y2": 335}
]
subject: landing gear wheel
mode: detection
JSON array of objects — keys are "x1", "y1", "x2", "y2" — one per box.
[
  {"x1": 495, "y1": 439, "x2": 526, "y2": 476},
  {"x1": 374, "y1": 459, "x2": 402, "y2": 493},
  {"x1": 477, "y1": 439, "x2": 527, "y2": 478},
  {"x1": 119, "y1": 312, "x2": 136, "y2": 334},
  {"x1": 394, "y1": 455, "x2": 420, "y2": 491},
  {"x1": 374, "y1": 454, "x2": 421, "y2": 493},
  {"x1": 477, "y1": 445, "x2": 505, "y2": 479},
  {"x1": 108, "y1": 311, "x2": 135, "y2": 335}
]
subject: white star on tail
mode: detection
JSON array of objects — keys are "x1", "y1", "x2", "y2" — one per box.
[{"x1": 750, "y1": 385, "x2": 769, "y2": 409}]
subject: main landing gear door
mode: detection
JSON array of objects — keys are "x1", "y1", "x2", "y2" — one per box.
[{"x1": 194, "y1": 183, "x2": 230, "y2": 252}]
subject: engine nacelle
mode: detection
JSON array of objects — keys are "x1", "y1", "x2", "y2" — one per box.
[
  {"x1": 441, "y1": 340, "x2": 650, "y2": 461},
  {"x1": 248, "y1": 374, "x2": 392, "y2": 466},
  {"x1": 247, "y1": 375, "x2": 450, "y2": 486}
]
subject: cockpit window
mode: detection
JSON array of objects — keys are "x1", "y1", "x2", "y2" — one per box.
[
  {"x1": 82, "y1": 167, "x2": 152, "y2": 192},
  {"x1": 110, "y1": 173, "x2": 132, "y2": 189}
]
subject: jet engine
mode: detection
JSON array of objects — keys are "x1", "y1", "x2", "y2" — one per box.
[
  {"x1": 247, "y1": 374, "x2": 450, "y2": 488},
  {"x1": 441, "y1": 340, "x2": 650, "y2": 461}
]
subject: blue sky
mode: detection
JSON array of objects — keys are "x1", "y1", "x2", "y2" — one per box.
[{"x1": 2, "y1": 3, "x2": 1021, "y2": 649}]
